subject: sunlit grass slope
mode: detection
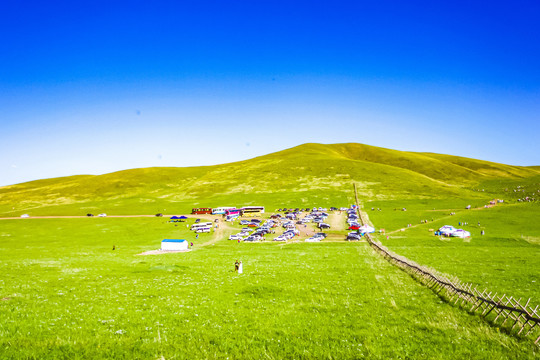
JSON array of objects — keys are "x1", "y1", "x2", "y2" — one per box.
[
  {"x1": 1, "y1": 143, "x2": 538, "y2": 216},
  {"x1": 0, "y1": 218, "x2": 537, "y2": 359}
]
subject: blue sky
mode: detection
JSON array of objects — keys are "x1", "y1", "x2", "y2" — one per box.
[{"x1": 1, "y1": 1, "x2": 539, "y2": 186}]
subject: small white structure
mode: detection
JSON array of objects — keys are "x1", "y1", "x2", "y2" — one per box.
[
  {"x1": 359, "y1": 225, "x2": 376, "y2": 233},
  {"x1": 161, "y1": 239, "x2": 188, "y2": 251},
  {"x1": 451, "y1": 229, "x2": 471, "y2": 238},
  {"x1": 438, "y1": 225, "x2": 457, "y2": 236}
]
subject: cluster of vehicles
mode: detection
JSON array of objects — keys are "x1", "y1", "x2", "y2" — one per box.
[
  {"x1": 271, "y1": 209, "x2": 332, "y2": 229},
  {"x1": 192, "y1": 206, "x2": 265, "y2": 218},
  {"x1": 273, "y1": 221, "x2": 300, "y2": 241},
  {"x1": 228, "y1": 218, "x2": 277, "y2": 242},
  {"x1": 276, "y1": 207, "x2": 338, "y2": 212},
  {"x1": 345, "y1": 206, "x2": 376, "y2": 241},
  {"x1": 228, "y1": 206, "x2": 337, "y2": 243}
]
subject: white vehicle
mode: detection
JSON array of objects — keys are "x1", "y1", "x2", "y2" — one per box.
[
  {"x1": 191, "y1": 222, "x2": 213, "y2": 230},
  {"x1": 238, "y1": 231, "x2": 251, "y2": 236},
  {"x1": 195, "y1": 227, "x2": 211, "y2": 233},
  {"x1": 305, "y1": 237, "x2": 321, "y2": 242},
  {"x1": 20, "y1": 214, "x2": 30, "y2": 218},
  {"x1": 97, "y1": 213, "x2": 107, "y2": 217},
  {"x1": 273, "y1": 235, "x2": 287, "y2": 241},
  {"x1": 212, "y1": 207, "x2": 236, "y2": 215},
  {"x1": 229, "y1": 234, "x2": 244, "y2": 240}
]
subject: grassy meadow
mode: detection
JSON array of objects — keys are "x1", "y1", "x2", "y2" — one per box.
[
  {"x1": 1, "y1": 217, "x2": 538, "y2": 359},
  {"x1": 1, "y1": 143, "x2": 539, "y2": 358},
  {"x1": 364, "y1": 174, "x2": 540, "y2": 301}
]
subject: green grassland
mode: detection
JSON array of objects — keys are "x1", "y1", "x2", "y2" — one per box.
[
  {"x1": 364, "y1": 174, "x2": 540, "y2": 302},
  {"x1": 1, "y1": 143, "x2": 539, "y2": 358},
  {"x1": 0, "y1": 217, "x2": 538, "y2": 359}
]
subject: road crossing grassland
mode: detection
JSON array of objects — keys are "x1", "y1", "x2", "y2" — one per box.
[{"x1": 0, "y1": 217, "x2": 538, "y2": 358}]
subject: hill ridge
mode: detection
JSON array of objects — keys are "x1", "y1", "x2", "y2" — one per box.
[{"x1": 1, "y1": 143, "x2": 538, "y2": 216}]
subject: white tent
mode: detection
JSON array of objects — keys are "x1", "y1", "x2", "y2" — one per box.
[
  {"x1": 438, "y1": 225, "x2": 456, "y2": 236},
  {"x1": 161, "y1": 239, "x2": 188, "y2": 251},
  {"x1": 451, "y1": 229, "x2": 471, "y2": 238},
  {"x1": 359, "y1": 225, "x2": 375, "y2": 233}
]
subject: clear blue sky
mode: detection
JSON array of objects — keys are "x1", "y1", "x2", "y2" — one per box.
[{"x1": 1, "y1": 1, "x2": 539, "y2": 186}]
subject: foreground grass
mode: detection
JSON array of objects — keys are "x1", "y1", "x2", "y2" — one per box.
[{"x1": 0, "y1": 218, "x2": 537, "y2": 359}]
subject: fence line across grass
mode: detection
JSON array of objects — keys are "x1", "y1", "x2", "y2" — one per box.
[{"x1": 353, "y1": 183, "x2": 540, "y2": 345}]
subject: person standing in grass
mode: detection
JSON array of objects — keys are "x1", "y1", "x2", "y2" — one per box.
[{"x1": 234, "y1": 260, "x2": 239, "y2": 272}]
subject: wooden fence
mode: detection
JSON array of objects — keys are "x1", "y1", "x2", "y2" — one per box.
[{"x1": 353, "y1": 184, "x2": 540, "y2": 345}]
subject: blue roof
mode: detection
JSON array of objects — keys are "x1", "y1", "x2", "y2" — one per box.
[{"x1": 162, "y1": 239, "x2": 187, "y2": 243}]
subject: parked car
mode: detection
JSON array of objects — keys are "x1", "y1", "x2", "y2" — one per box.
[
  {"x1": 318, "y1": 223, "x2": 331, "y2": 229},
  {"x1": 347, "y1": 233, "x2": 362, "y2": 241},
  {"x1": 155, "y1": 213, "x2": 163, "y2": 217},
  {"x1": 305, "y1": 237, "x2": 321, "y2": 242},
  {"x1": 20, "y1": 214, "x2": 30, "y2": 218},
  {"x1": 244, "y1": 235, "x2": 261, "y2": 242},
  {"x1": 97, "y1": 213, "x2": 107, "y2": 217},
  {"x1": 240, "y1": 220, "x2": 251, "y2": 225},
  {"x1": 229, "y1": 234, "x2": 243, "y2": 240},
  {"x1": 273, "y1": 235, "x2": 287, "y2": 241},
  {"x1": 86, "y1": 213, "x2": 94, "y2": 217},
  {"x1": 195, "y1": 218, "x2": 201, "y2": 223},
  {"x1": 313, "y1": 233, "x2": 327, "y2": 239}
]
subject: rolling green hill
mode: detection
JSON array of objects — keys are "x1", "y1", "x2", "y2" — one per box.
[{"x1": 1, "y1": 143, "x2": 538, "y2": 216}]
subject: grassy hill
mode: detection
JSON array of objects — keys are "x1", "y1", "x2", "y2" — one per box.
[
  {"x1": 1, "y1": 143, "x2": 538, "y2": 216},
  {"x1": 2, "y1": 143, "x2": 539, "y2": 358}
]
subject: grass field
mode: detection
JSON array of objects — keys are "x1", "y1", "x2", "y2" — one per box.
[
  {"x1": 1, "y1": 143, "x2": 539, "y2": 358},
  {"x1": 0, "y1": 216, "x2": 538, "y2": 359},
  {"x1": 366, "y1": 200, "x2": 540, "y2": 302}
]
